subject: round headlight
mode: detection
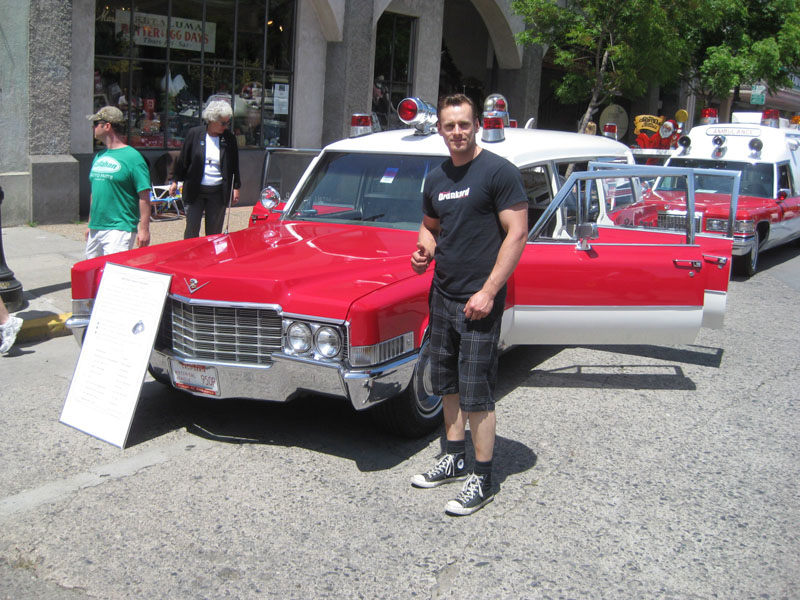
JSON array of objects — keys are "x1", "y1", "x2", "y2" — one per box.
[
  {"x1": 286, "y1": 322, "x2": 312, "y2": 353},
  {"x1": 314, "y1": 326, "x2": 342, "y2": 358}
]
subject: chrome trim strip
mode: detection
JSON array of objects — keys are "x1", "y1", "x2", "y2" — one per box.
[
  {"x1": 170, "y1": 294, "x2": 282, "y2": 311},
  {"x1": 281, "y1": 312, "x2": 347, "y2": 325}
]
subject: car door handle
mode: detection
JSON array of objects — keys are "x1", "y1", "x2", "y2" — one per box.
[
  {"x1": 673, "y1": 259, "x2": 702, "y2": 268},
  {"x1": 702, "y1": 254, "x2": 729, "y2": 266}
]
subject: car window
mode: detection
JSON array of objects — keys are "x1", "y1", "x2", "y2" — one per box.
[
  {"x1": 778, "y1": 163, "x2": 794, "y2": 195},
  {"x1": 288, "y1": 152, "x2": 446, "y2": 229},
  {"x1": 533, "y1": 170, "x2": 720, "y2": 241},
  {"x1": 665, "y1": 158, "x2": 773, "y2": 198}
]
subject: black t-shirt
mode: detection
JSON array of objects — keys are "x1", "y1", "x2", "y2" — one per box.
[{"x1": 422, "y1": 149, "x2": 526, "y2": 300}]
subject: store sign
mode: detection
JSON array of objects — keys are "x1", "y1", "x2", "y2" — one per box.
[{"x1": 115, "y1": 10, "x2": 216, "y2": 53}]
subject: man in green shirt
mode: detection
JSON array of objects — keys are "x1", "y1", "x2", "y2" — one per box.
[{"x1": 85, "y1": 106, "x2": 151, "y2": 259}]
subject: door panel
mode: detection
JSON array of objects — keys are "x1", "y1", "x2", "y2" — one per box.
[{"x1": 504, "y1": 231, "x2": 708, "y2": 346}]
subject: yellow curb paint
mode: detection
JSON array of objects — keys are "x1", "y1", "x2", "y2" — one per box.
[{"x1": 16, "y1": 313, "x2": 73, "y2": 343}]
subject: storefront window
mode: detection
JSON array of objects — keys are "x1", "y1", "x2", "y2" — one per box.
[{"x1": 94, "y1": 0, "x2": 294, "y2": 149}]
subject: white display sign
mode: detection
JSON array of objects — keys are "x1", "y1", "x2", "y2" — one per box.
[
  {"x1": 273, "y1": 84, "x2": 289, "y2": 115},
  {"x1": 60, "y1": 264, "x2": 172, "y2": 448},
  {"x1": 115, "y1": 10, "x2": 216, "y2": 53}
]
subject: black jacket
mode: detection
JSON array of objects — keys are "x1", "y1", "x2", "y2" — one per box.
[{"x1": 173, "y1": 125, "x2": 241, "y2": 203}]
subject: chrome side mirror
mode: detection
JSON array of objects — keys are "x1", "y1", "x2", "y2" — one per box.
[
  {"x1": 259, "y1": 186, "x2": 282, "y2": 210},
  {"x1": 575, "y1": 222, "x2": 598, "y2": 251}
]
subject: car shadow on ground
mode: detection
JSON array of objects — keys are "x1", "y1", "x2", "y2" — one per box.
[
  {"x1": 496, "y1": 343, "x2": 724, "y2": 391},
  {"x1": 127, "y1": 384, "x2": 539, "y2": 481},
  {"x1": 127, "y1": 381, "x2": 437, "y2": 471}
]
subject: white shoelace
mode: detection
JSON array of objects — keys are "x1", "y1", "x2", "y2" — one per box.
[
  {"x1": 454, "y1": 474, "x2": 484, "y2": 503},
  {"x1": 426, "y1": 454, "x2": 456, "y2": 478}
]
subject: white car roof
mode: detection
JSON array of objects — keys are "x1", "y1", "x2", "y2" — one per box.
[
  {"x1": 678, "y1": 123, "x2": 800, "y2": 164},
  {"x1": 324, "y1": 127, "x2": 634, "y2": 167}
]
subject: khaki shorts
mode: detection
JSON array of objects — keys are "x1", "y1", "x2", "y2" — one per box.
[{"x1": 85, "y1": 229, "x2": 136, "y2": 259}]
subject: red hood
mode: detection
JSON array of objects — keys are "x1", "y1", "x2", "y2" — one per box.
[
  {"x1": 81, "y1": 222, "x2": 421, "y2": 320},
  {"x1": 649, "y1": 190, "x2": 768, "y2": 217}
]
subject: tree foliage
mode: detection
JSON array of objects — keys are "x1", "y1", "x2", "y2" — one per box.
[
  {"x1": 512, "y1": 0, "x2": 686, "y2": 132},
  {"x1": 676, "y1": 0, "x2": 800, "y2": 105},
  {"x1": 512, "y1": 0, "x2": 800, "y2": 129}
]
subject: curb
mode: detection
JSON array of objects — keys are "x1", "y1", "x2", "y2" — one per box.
[{"x1": 17, "y1": 313, "x2": 73, "y2": 344}]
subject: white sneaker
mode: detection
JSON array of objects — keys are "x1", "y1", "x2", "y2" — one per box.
[{"x1": 0, "y1": 316, "x2": 23, "y2": 354}]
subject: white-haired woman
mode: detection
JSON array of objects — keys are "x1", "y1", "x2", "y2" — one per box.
[{"x1": 169, "y1": 100, "x2": 241, "y2": 238}]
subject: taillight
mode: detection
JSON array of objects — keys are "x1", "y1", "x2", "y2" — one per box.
[
  {"x1": 350, "y1": 113, "x2": 372, "y2": 137},
  {"x1": 700, "y1": 107, "x2": 718, "y2": 125},
  {"x1": 761, "y1": 109, "x2": 780, "y2": 128}
]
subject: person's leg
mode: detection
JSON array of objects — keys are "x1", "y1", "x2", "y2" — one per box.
[
  {"x1": 85, "y1": 229, "x2": 104, "y2": 259},
  {"x1": 0, "y1": 296, "x2": 9, "y2": 325},
  {"x1": 183, "y1": 193, "x2": 206, "y2": 239},
  {"x1": 444, "y1": 299, "x2": 503, "y2": 515},
  {"x1": 102, "y1": 230, "x2": 136, "y2": 255},
  {"x1": 467, "y1": 409, "x2": 496, "y2": 462},
  {"x1": 203, "y1": 186, "x2": 227, "y2": 235},
  {"x1": 0, "y1": 296, "x2": 23, "y2": 355},
  {"x1": 411, "y1": 290, "x2": 468, "y2": 488},
  {"x1": 411, "y1": 394, "x2": 468, "y2": 488}
]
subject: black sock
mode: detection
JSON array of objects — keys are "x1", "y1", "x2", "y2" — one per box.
[
  {"x1": 474, "y1": 459, "x2": 492, "y2": 487},
  {"x1": 445, "y1": 439, "x2": 465, "y2": 457}
]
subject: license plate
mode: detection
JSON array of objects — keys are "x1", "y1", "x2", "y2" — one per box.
[{"x1": 170, "y1": 360, "x2": 220, "y2": 396}]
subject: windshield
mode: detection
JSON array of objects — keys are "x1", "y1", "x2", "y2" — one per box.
[
  {"x1": 661, "y1": 158, "x2": 773, "y2": 197},
  {"x1": 286, "y1": 151, "x2": 447, "y2": 230}
]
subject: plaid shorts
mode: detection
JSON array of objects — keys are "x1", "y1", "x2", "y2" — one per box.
[{"x1": 428, "y1": 286, "x2": 505, "y2": 412}]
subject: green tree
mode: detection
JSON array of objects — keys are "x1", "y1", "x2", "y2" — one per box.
[
  {"x1": 512, "y1": 0, "x2": 686, "y2": 132},
  {"x1": 677, "y1": 0, "x2": 800, "y2": 107}
]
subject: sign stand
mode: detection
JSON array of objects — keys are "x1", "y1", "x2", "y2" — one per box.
[{"x1": 60, "y1": 263, "x2": 172, "y2": 448}]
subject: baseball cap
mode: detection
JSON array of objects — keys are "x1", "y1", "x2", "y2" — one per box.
[{"x1": 86, "y1": 106, "x2": 124, "y2": 124}]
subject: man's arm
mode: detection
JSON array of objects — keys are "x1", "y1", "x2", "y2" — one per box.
[
  {"x1": 136, "y1": 190, "x2": 151, "y2": 247},
  {"x1": 411, "y1": 214, "x2": 440, "y2": 274},
  {"x1": 464, "y1": 202, "x2": 528, "y2": 319}
]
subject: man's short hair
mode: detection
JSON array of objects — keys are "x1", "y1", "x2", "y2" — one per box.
[{"x1": 437, "y1": 94, "x2": 478, "y2": 122}]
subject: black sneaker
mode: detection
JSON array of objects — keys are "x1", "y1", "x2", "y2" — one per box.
[
  {"x1": 411, "y1": 453, "x2": 467, "y2": 488},
  {"x1": 445, "y1": 473, "x2": 494, "y2": 516}
]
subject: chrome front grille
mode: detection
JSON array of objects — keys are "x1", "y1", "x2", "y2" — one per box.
[
  {"x1": 168, "y1": 298, "x2": 283, "y2": 365},
  {"x1": 657, "y1": 211, "x2": 703, "y2": 232}
]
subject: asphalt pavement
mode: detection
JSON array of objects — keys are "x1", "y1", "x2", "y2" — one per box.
[{"x1": 0, "y1": 225, "x2": 798, "y2": 599}]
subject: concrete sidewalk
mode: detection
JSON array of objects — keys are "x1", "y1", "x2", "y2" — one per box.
[{"x1": 1, "y1": 225, "x2": 85, "y2": 346}]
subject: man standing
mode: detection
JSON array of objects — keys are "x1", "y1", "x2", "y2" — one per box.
[
  {"x1": 85, "y1": 106, "x2": 151, "y2": 259},
  {"x1": 410, "y1": 94, "x2": 528, "y2": 516}
]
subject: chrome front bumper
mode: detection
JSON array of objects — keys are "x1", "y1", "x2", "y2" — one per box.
[
  {"x1": 731, "y1": 234, "x2": 755, "y2": 257},
  {"x1": 148, "y1": 349, "x2": 417, "y2": 411},
  {"x1": 66, "y1": 314, "x2": 418, "y2": 411}
]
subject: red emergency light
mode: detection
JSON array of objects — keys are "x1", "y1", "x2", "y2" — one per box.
[
  {"x1": 602, "y1": 123, "x2": 617, "y2": 139},
  {"x1": 397, "y1": 98, "x2": 418, "y2": 122},
  {"x1": 700, "y1": 108, "x2": 718, "y2": 125},
  {"x1": 761, "y1": 109, "x2": 780, "y2": 128},
  {"x1": 350, "y1": 114, "x2": 372, "y2": 137},
  {"x1": 397, "y1": 97, "x2": 438, "y2": 134}
]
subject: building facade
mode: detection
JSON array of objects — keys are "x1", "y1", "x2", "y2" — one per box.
[{"x1": 0, "y1": 0, "x2": 546, "y2": 226}]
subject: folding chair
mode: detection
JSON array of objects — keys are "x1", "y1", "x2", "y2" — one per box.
[{"x1": 150, "y1": 182, "x2": 185, "y2": 221}]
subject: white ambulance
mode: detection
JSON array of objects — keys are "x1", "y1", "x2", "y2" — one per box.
[{"x1": 660, "y1": 109, "x2": 800, "y2": 276}]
